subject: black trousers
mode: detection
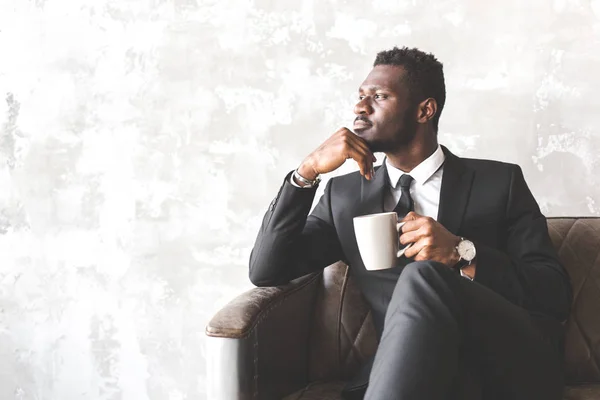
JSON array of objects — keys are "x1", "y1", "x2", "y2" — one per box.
[{"x1": 363, "y1": 261, "x2": 564, "y2": 400}]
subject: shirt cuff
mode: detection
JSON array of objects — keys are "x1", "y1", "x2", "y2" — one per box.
[{"x1": 460, "y1": 268, "x2": 474, "y2": 281}]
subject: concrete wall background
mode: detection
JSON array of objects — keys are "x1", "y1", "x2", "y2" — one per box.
[{"x1": 1, "y1": 0, "x2": 599, "y2": 399}]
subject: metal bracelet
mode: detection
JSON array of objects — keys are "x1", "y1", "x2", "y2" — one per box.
[{"x1": 293, "y1": 169, "x2": 320, "y2": 187}]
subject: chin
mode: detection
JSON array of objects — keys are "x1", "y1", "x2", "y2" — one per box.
[
  {"x1": 357, "y1": 129, "x2": 393, "y2": 153},
  {"x1": 369, "y1": 142, "x2": 390, "y2": 153},
  {"x1": 355, "y1": 128, "x2": 376, "y2": 142},
  {"x1": 364, "y1": 137, "x2": 389, "y2": 153}
]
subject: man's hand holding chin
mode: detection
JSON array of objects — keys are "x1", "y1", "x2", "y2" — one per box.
[{"x1": 399, "y1": 211, "x2": 462, "y2": 267}]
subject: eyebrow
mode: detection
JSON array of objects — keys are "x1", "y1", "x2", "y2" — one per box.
[{"x1": 358, "y1": 85, "x2": 387, "y2": 92}]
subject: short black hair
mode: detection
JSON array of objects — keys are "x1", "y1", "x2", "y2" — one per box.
[{"x1": 374, "y1": 47, "x2": 445, "y2": 131}]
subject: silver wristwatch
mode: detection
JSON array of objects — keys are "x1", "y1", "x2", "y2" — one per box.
[
  {"x1": 456, "y1": 237, "x2": 476, "y2": 280},
  {"x1": 456, "y1": 238, "x2": 476, "y2": 264},
  {"x1": 293, "y1": 169, "x2": 321, "y2": 188}
]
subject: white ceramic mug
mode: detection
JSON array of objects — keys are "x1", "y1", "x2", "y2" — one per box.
[{"x1": 353, "y1": 212, "x2": 412, "y2": 271}]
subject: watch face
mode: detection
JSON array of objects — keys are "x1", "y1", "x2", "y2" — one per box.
[{"x1": 458, "y1": 240, "x2": 476, "y2": 261}]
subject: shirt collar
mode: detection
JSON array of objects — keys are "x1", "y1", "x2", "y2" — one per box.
[{"x1": 386, "y1": 145, "x2": 445, "y2": 188}]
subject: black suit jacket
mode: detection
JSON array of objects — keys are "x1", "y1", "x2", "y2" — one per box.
[{"x1": 249, "y1": 146, "x2": 572, "y2": 338}]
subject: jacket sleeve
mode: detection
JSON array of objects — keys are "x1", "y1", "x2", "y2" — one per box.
[
  {"x1": 474, "y1": 165, "x2": 572, "y2": 321},
  {"x1": 249, "y1": 172, "x2": 344, "y2": 287}
]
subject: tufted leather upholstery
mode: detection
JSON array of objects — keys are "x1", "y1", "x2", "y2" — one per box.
[
  {"x1": 307, "y1": 261, "x2": 378, "y2": 383},
  {"x1": 206, "y1": 218, "x2": 600, "y2": 399},
  {"x1": 548, "y1": 219, "x2": 600, "y2": 384}
]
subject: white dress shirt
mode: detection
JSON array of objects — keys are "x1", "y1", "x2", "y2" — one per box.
[{"x1": 384, "y1": 145, "x2": 445, "y2": 220}]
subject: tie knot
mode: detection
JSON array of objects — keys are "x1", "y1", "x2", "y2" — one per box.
[{"x1": 399, "y1": 174, "x2": 413, "y2": 189}]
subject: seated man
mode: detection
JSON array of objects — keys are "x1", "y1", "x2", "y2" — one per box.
[{"x1": 249, "y1": 46, "x2": 572, "y2": 400}]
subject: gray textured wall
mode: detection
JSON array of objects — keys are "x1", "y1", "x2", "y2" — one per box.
[{"x1": 1, "y1": 0, "x2": 599, "y2": 399}]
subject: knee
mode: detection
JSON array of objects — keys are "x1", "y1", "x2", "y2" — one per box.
[
  {"x1": 386, "y1": 260, "x2": 463, "y2": 325},
  {"x1": 392, "y1": 261, "x2": 458, "y2": 299}
]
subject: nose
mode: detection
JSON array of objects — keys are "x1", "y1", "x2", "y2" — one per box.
[{"x1": 354, "y1": 96, "x2": 373, "y2": 115}]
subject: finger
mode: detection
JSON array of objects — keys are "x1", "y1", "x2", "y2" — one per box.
[
  {"x1": 347, "y1": 132, "x2": 375, "y2": 156},
  {"x1": 404, "y1": 240, "x2": 428, "y2": 259},
  {"x1": 345, "y1": 146, "x2": 370, "y2": 177},
  {"x1": 350, "y1": 135, "x2": 377, "y2": 164},
  {"x1": 399, "y1": 229, "x2": 421, "y2": 246},
  {"x1": 345, "y1": 145, "x2": 374, "y2": 179},
  {"x1": 401, "y1": 213, "x2": 427, "y2": 232},
  {"x1": 397, "y1": 242, "x2": 412, "y2": 257},
  {"x1": 343, "y1": 129, "x2": 377, "y2": 164},
  {"x1": 348, "y1": 130, "x2": 377, "y2": 158},
  {"x1": 403, "y1": 241, "x2": 419, "y2": 258},
  {"x1": 401, "y1": 225, "x2": 431, "y2": 247},
  {"x1": 400, "y1": 211, "x2": 421, "y2": 223},
  {"x1": 413, "y1": 248, "x2": 430, "y2": 262},
  {"x1": 344, "y1": 136, "x2": 375, "y2": 178}
]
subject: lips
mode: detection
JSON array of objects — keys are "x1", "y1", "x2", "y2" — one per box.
[{"x1": 354, "y1": 119, "x2": 372, "y2": 129}]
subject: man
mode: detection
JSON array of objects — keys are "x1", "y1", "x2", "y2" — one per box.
[{"x1": 249, "y1": 47, "x2": 572, "y2": 400}]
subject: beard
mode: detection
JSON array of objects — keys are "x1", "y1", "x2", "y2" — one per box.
[{"x1": 365, "y1": 110, "x2": 418, "y2": 153}]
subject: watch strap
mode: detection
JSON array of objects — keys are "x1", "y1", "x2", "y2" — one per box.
[{"x1": 455, "y1": 258, "x2": 471, "y2": 269}]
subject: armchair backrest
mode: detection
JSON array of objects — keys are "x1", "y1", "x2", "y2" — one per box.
[
  {"x1": 307, "y1": 218, "x2": 600, "y2": 385},
  {"x1": 548, "y1": 218, "x2": 600, "y2": 384}
]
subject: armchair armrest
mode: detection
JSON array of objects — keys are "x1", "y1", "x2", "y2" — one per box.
[{"x1": 205, "y1": 272, "x2": 322, "y2": 400}]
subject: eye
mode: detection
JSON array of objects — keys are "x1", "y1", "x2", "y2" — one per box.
[
  {"x1": 358, "y1": 95, "x2": 366, "y2": 100},
  {"x1": 375, "y1": 93, "x2": 387, "y2": 99}
]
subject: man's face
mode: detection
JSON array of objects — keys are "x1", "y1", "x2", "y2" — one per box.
[{"x1": 353, "y1": 65, "x2": 417, "y2": 153}]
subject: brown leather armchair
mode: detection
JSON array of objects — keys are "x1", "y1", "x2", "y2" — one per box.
[{"x1": 205, "y1": 218, "x2": 600, "y2": 399}]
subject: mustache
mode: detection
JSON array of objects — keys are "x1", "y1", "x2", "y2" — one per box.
[{"x1": 354, "y1": 116, "x2": 372, "y2": 124}]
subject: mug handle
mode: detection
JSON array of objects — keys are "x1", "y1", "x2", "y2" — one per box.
[{"x1": 396, "y1": 221, "x2": 412, "y2": 257}]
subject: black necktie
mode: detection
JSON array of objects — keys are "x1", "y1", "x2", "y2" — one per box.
[{"x1": 393, "y1": 174, "x2": 414, "y2": 218}]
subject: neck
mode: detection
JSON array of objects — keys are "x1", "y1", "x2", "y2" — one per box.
[{"x1": 385, "y1": 133, "x2": 438, "y2": 172}]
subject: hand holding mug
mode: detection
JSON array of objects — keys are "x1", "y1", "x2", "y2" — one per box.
[{"x1": 399, "y1": 212, "x2": 461, "y2": 267}]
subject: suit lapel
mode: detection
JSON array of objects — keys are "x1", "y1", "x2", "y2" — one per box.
[
  {"x1": 354, "y1": 160, "x2": 388, "y2": 218},
  {"x1": 437, "y1": 146, "x2": 474, "y2": 235}
]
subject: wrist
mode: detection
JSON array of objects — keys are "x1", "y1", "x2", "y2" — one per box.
[
  {"x1": 461, "y1": 263, "x2": 476, "y2": 280},
  {"x1": 450, "y1": 235, "x2": 461, "y2": 265},
  {"x1": 293, "y1": 168, "x2": 320, "y2": 188},
  {"x1": 297, "y1": 162, "x2": 319, "y2": 182}
]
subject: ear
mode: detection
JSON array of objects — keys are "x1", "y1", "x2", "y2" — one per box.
[{"x1": 416, "y1": 98, "x2": 438, "y2": 124}]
